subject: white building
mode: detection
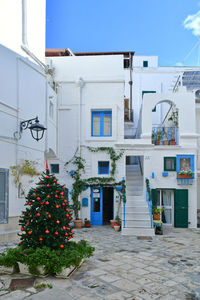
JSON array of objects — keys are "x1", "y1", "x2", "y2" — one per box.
[
  {"x1": 0, "y1": 0, "x2": 56, "y2": 241},
  {"x1": 46, "y1": 50, "x2": 200, "y2": 235}
]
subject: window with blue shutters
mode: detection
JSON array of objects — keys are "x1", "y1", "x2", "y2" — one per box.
[
  {"x1": 177, "y1": 155, "x2": 194, "y2": 178},
  {"x1": 50, "y1": 164, "x2": 59, "y2": 174},
  {"x1": 0, "y1": 169, "x2": 9, "y2": 223},
  {"x1": 98, "y1": 161, "x2": 109, "y2": 175},
  {"x1": 91, "y1": 111, "x2": 112, "y2": 137}
]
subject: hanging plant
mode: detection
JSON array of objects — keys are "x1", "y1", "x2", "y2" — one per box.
[{"x1": 10, "y1": 160, "x2": 40, "y2": 196}]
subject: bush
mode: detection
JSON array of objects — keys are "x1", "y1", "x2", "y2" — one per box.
[{"x1": 0, "y1": 240, "x2": 95, "y2": 275}]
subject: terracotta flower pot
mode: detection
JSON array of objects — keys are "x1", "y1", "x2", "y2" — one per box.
[
  {"x1": 177, "y1": 174, "x2": 192, "y2": 179},
  {"x1": 74, "y1": 219, "x2": 82, "y2": 229},
  {"x1": 153, "y1": 214, "x2": 160, "y2": 220}
]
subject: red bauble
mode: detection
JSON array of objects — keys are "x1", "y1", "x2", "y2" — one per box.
[
  {"x1": 66, "y1": 214, "x2": 69, "y2": 217},
  {"x1": 26, "y1": 222, "x2": 29, "y2": 225},
  {"x1": 36, "y1": 197, "x2": 41, "y2": 200},
  {"x1": 45, "y1": 201, "x2": 49, "y2": 205},
  {"x1": 47, "y1": 195, "x2": 50, "y2": 198},
  {"x1": 28, "y1": 202, "x2": 32, "y2": 205},
  {"x1": 55, "y1": 195, "x2": 58, "y2": 198},
  {"x1": 29, "y1": 215, "x2": 32, "y2": 218},
  {"x1": 69, "y1": 217, "x2": 72, "y2": 220},
  {"x1": 45, "y1": 230, "x2": 49, "y2": 234},
  {"x1": 56, "y1": 190, "x2": 59, "y2": 192},
  {"x1": 46, "y1": 184, "x2": 50, "y2": 187},
  {"x1": 46, "y1": 212, "x2": 49, "y2": 214},
  {"x1": 54, "y1": 232, "x2": 58, "y2": 235},
  {"x1": 37, "y1": 213, "x2": 40, "y2": 217},
  {"x1": 48, "y1": 214, "x2": 51, "y2": 218},
  {"x1": 71, "y1": 230, "x2": 74, "y2": 233},
  {"x1": 39, "y1": 238, "x2": 43, "y2": 241},
  {"x1": 62, "y1": 203, "x2": 65, "y2": 206},
  {"x1": 21, "y1": 227, "x2": 24, "y2": 231},
  {"x1": 56, "y1": 220, "x2": 60, "y2": 224},
  {"x1": 46, "y1": 176, "x2": 49, "y2": 179},
  {"x1": 60, "y1": 245, "x2": 64, "y2": 249},
  {"x1": 40, "y1": 202, "x2": 44, "y2": 205},
  {"x1": 39, "y1": 181, "x2": 42, "y2": 184},
  {"x1": 18, "y1": 242, "x2": 21, "y2": 245},
  {"x1": 64, "y1": 200, "x2": 67, "y2": 203},
  {"x1": 54, "y1": 179, "x2": 56, "y2": 182},
  {"x1": 28, "y1": 231, "x2": 32, "y2": 235},
  {"x1": 66, "y1": 227, "x2": 69, "y2": 230},
  {"x1": 62, "y1": 226, "x2": 66, "y2": 230},
  {"x1": 60, "y1": 192, "x2": 64, "y2": 196},
  {"x1": 56, "y1": 205, "x2": 59, "y2": 208},
  {"x1": 33, "y1": 194, "x2": 36, "y2": 197},
  {"x1": 65, "y1": 233, "x2": 68, "y2": 236}
]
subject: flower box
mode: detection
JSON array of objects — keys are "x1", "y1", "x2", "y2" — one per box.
[
  {"x1": 0, "y1": 265, "x2": 15, "y2": 274},
  {"x1": 114, "y1": 225, "x2": 120, "y2": 232},
  {"x1": 18, "y1": 263, "x2": 46, "y2": 276},
  {"x1": 56, "y1": 260, "x2": 84, "y2": 278},
  {"x1": 177, "y1": 174, "x2": 193, "y2": 179}
]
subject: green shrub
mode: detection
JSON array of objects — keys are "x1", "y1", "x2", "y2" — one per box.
[{"x1": 0, "y1": 240, "x2": 95, "y2": 275}]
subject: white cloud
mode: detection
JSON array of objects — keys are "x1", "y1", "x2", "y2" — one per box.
[{"x1": 183, "y1": 10, "x2": 200, "y2": 36}]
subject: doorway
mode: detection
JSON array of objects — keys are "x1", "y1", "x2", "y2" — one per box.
[
  {"x1": 103, "y1": 187, "x2": 113, "y2": 224},
  {"x1": 157, "y1": 190, "x2": 174, "y2": 226}
]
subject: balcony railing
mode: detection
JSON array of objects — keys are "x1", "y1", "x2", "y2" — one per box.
[{"x1": 152, "y1": 126, "x2": 178, "y2": 145}]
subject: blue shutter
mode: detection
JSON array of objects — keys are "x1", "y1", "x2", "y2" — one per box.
[{"x1": 0, "y1": 169, "x2": 9, "y2": 223}]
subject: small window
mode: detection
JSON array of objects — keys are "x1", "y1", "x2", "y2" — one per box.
[
  {"x1": 164, "y1": 157, "x2": 176, "y2": 171},
  {"x1": 0, "y1": 168, "x2": 9, "y2": 223},
  {"x1": 143, "y1": 60, "x2": 148, "y2": 68},
  {"x1": 124, "y1": 59, "x2": 130, "y2": 69},
  {"x1": 98, "y1": 161, "x2": 109, "y2": 175},
  {"x1": 50, "y1": 164, "x2": 59, "y2": 174},
  {"x1": 91, "y1": 111, "x2": 112, "y2": 137},
  {"x1": 49, "y1": 101, "x2": 54, "y2": 119}
]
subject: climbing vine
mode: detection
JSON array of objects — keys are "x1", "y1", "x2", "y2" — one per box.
[
  {"x1": 65, "y1": 147, "x2": 126, "y2": 219},
  {"x1": 10, "y1": 160, "x2": 40, "y2": 196}
]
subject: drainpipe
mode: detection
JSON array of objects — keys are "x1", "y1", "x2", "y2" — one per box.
[
  {"x1": 21, "y1": 0, "x2": 50, "y2": 73},
  {"x1": 129, "y1": 53, "x2": 133, "y2": 121},
  {"x1": 76, "y1": 77, "x2": 85, "y2": 156}
]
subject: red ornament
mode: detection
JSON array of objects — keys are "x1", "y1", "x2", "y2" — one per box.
[
  {"x1": 56, "y1": 205, "x2": 59, "y2": 208},
  {"x1": 64, "y1": 200, "x2": 67, "y2": 203},
  {"x1": 48, "y1": 214, "x2": 51, "y2": 218},
  {"x1": 69, "y1": 209, "x2": 72, "y2": 212},
  {"x1": 36, "y1": 197, "x2": 41, "y2": 200},
  {"x1": 56, "y1": 220, "x2": 60, "y2": 224},
  {"x1": 45, "y1": 230, "x2": 49, "y2": 234},
  {"x1": 18, "y1": 242, "x2": 22, "y2": 245},
  {"x1": 71, "y1": 235, "x2": 74, "y2": 238},
  {"x1": 62, "y1": 226, "x2": 66, "y2": 229},
  {"x1": 46, "y1": 176, "x2": 49, "y2": 179},
  {"x1": 66, "y1": 214, "x2": 69, "y2": 217},
  {"x1": 56, "y1": 190, "x2": 59, "y2": 193},
  {"x1": 61, "y1": 196, "x2": 64, "y2": 199},
  {"x1": 65, "y1": 233, "x2": 68, "y2": 236},
  {"x1": 28, "y1": 202, "x2": 32, "y2": 205},
  {"x1": 29, "y1": 215, "x2": 32, "y2": 218},
  {"x1": 33, "y1": 194, "x2": 36, "y2": 197},
  {"x1": 28, "y1": 231, "x2": 32, "y2": 235},
  {"x1": 67, "y1": 237, "x2": 70, "y2": 240},
  {"x1": 40, "y1": 202, "x2": 44, "y2": 205},
  {"x1": 55, "y1": 195, "x2": 58, "y2": 198},
  {"x1": 62, "y1": 203, "x2": 65, "y2": 206},
  {"x1": 69, "y1": 217, "x2": 72, "y2": 220},
  {"x1": 54, "y1": 179, "x2": 56, "y2": 182},
  {"x1": 45, "y1": 201, "x2": 49, "y2": 205},
  {"x1": 46, "y1": 184, "x2": 50, "y2": 187},
  {"x1": 39, "y1": 238, "x2": 43, "y2": 241},
  {"x1": 21, "y1": 227, "x2": 24, "y2": 231},
  {"x1": 39, "y1": 181, "x2": 42, "y2": 184},
  {"x1": 47, "y1": 195, "x2": 50, "y2": 198},
  {"x1": 71, "y1": 230, "x2": 74, "y2": 233},
  {"x1": 54, "y1": 232, "x2": 58, "y2": 235},
  {"x1": 26, "y1": 222, "x2": 29, "y2": 225},
  {"x1": 60, "y1": 192, "x2": 64, "y2": 196},
  {"x1": 37, "y1": 213, "x2": 40, "y2": 217},
  {"x1": 60, "y1": 245, "x2": 64, "y2": 249},
  {"x1": 66, "y1": 227, "x2": 69, "y2": 230}
]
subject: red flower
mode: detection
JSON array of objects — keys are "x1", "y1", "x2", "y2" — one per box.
[
  {"x1": 56, "y1": 220, "x2": 60, "y2": 224},
  {"x1": 45, "y1": 230, "x2": 49, "y2": 234},
  {"x1": 37, "y1": 213, "x2": 40, "y2": 217},
  {"x1": 28, "y1": 231, "x2": 32, "y2": 235},
  {"x1": 45, "y1": 201, "x2": 49, "y2": 205},
  {"x1": 60, "y1": 245, "x2": 64, "y2": 248},
  {"x1": 54, "y1": 231, "x2": 58, "y2": 235},
  {"x1": 36, "y1": 197, "x2": 41, "y2": 200}
]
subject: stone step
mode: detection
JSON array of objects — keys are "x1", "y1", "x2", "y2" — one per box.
[
  {"x1": 121, "y1": 227, "x2": 155, "y2": 236},
  {"x1": 122, "y1": 212, "x2": 150, "y2": 220},
  {"x1": 122, "y1": 220, "x2": 151, "y2": 227},
  {"x1": 126, "y1": 190, "x2": 144, "y2": 196},
  {"x1": 124, "y1": 206, "x2": 149, "y2": 213}
]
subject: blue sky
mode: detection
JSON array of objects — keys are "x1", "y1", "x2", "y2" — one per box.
[{"x1": 46, "y1": 0, "x2": 200, "y2": 66}]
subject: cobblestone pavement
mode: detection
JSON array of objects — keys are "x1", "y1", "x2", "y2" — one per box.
[{"x1": 0, "y1": 226, "x2": 200, "y2": 299}]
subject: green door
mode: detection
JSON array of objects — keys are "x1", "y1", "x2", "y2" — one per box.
[
  {"x1": 151, "y1": 189, "x2": 158, "y2": 209},
  {"x1": 174, "y1": 189, "x2": 188, "y2": 228}
]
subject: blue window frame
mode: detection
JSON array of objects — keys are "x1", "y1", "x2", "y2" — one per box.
[
  {"x1": 50, "y1": 164, "x2": 59, "y2": 174},
  {"x1": 98, "y1": 161, "x2": 109, "y2": 175},
  {"x1": 177, "y1": 155, "x2": 194, "y2": 178},
  {"x1": 91, "y1": 111, "x2": 112, "y2": 137}
]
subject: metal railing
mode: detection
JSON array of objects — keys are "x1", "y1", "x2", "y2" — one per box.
[
  {"x1": 145, "y1": 178, "x2": 153, "y2": 228},
  {"x1": 152, "y1": 126, "x2": 178, "y2": 145}
]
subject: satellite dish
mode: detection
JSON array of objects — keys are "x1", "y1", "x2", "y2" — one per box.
[{"x1": 195, "y1": 90, "x2": 200, "y2": 99}]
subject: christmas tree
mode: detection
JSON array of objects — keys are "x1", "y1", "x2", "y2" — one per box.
[{"x1": 19, "y1": 163, "x2": 74, "y2": 249}]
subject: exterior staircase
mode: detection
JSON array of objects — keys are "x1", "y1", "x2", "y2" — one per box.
[{"x1": 121, "y1": 164, "x2": 154, "y2": 236}]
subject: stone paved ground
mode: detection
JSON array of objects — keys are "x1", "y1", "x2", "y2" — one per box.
[{"x1": 0, "y1": 226, "x2": 200, "y2": 299}]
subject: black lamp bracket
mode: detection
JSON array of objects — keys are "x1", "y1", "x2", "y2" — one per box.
[{"x1": 20, "y1": 116, "x2": 39, "y2": 132}]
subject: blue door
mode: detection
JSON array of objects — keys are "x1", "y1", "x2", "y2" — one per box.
[{"x1": 91, "y1": 187, "x2": 102, "y2": 225}]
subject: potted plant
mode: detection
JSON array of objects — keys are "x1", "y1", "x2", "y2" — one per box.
[
  {"x1": 113, "y1": 215, "x2": 121, "y2": 231},
  {"x1": 84, "y1": 218, "x2": 91, "y2": 228},
  {"x1": 153, "y1": 208, "x2": 163, "y2": 220},
  {"x1": 169, "y1": 139, "x2": 176, "y2": 145},
  {"x1": 177, "y1": 170, "x2": 193, "y2": 178}
]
